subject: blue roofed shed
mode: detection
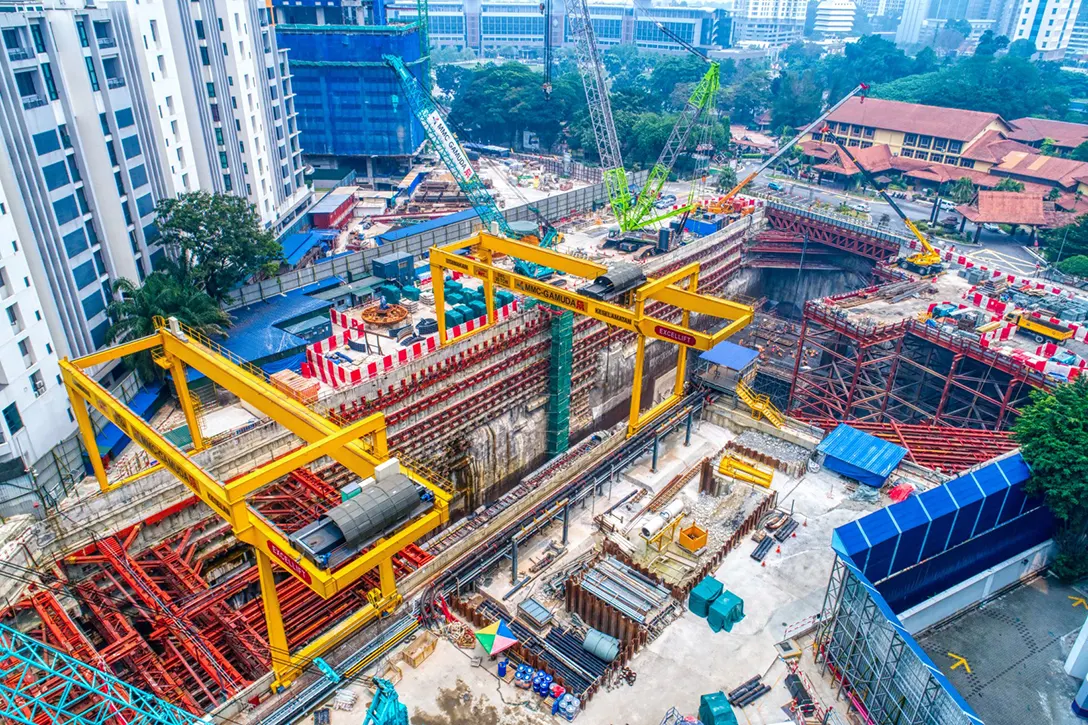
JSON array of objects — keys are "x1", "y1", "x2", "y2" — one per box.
[
  {"x1": 818, "y1": 424, "x2": 907, "y2": 488},
  {"x1": 280, "y1": 230, "x2": 337, "y2": 267},
  {"x1": 699, "y1": 340, "x2": 759, "y2": 370},
  {"x1": 95, "y1": 384, "x2": 167, "y2": 462},
  {"x1": 376, "y1": 208, "x2": 478, "y2": 245}
]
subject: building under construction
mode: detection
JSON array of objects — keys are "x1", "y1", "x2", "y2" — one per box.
[{"x1": 2, "y1": 180, "x2": 1086, "y2": 725}]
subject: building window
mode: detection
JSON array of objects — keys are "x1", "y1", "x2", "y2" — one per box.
[
  {"x1": 930, "y1": 154, "x2": 943, "y2": 164},
  {"x1": 30, "y1": 24, "x2": 45, "y2": 53},
  {"x1": 85, "y1": 57, "x2": 99, "y2": 92},
  {"x1": 960, "y1": 157, "x2": 974, "y2": 167},
  {"x1": 63, "y1": 228, "x2": 87, "y2": 257},
  {"x1": 81, "y1": 290, "x2": 105, "y2": 319},
  {"x1": 915, "y1": 151, "x2": 929, "y2": 161},
  {"x1": 99, "y1": 112, "x2": 110, "y2": 136},
  {"x1": 53, "y1": 195, "x2": 80, "y2": 225},
  {"x1": 58, "y1": 124, "x2": 71, "y2": 149},
  {"x1": 207, "y1": 81, "x2": 216, "y2": 98},
  {"x1": 200, "y1": 46, "x2": 210, "y2": 65},
  {"x1": 948, "y1": 141, "x2": 963, "y2": 154},
  {"x1": 136, "y1": 193, "x2": 154, "y2": 217},
  {"x1": 223, "y1": 174, "x2": 232, "y2": 191},
  {"x1": 901, "y1": 149, "x2": 914, "y2": 158},
  {"x1": 115, "y1": 107, "x2": 135, "y2": 128},
  {"x1": 904, "y1": 133, "x2": 917, "y2": 146},
  {"x1": 121, "y1": 135, "x2": 141, "y2": 159},
  {"x1": 210, "y1": 103, "x2": 220, "y2": 122},
  {"x1": 195, "y1": 19, "x2": 205, "y2": 39},
  {"x1": 3, "y1": 403, "x2": 23, "y2": 435},
  {"x1": 6, "y1": 305, "x2": 20, "y2": 334},
  {"x1": 933, "y1": 138, "x2": 948, "y2": 151},
  {"x1": 76, "y1": 20, "x2": 89, "y2": 48},
  {"x1": 219, "y1": 151, "x2": 228, "y2": 169},
  {"x1": 73, "y1": 260, "x2": 97, "y2": 289},
  {"x1": 42, "y1": 160, "x2": 70, "y2": 191},
  {"x1": 122, "y1": 202, "x2": 132, "y2": 226},
  {"x1": 917, "y1": 136, "x2": 932, "y2": 149},
  {"x1": 107, "y1": 141, "x2": 118, "y2": 166},
  {"x1": 41, "y1": 62, "x2": 58, "y2": 100},
  {"x1": 215, "y1": 127, "x2": 224, "y2": 145},
  {"x1": 114, "y1": 171, "x2": 125, "y2": 195},
  {"x1": 129, "y1": 164, "x2": 148, "y2": 189}
]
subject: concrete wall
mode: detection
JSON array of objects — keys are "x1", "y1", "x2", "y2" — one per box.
[{"x1": 899, "y1": 540, "x2": 1057, "y2": 635}]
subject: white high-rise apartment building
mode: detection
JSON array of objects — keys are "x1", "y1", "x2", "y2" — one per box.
[
  {"x1": 732, "y1": 0, "x2": 808, "y2": 44},
  {"x1": 161, "y1": 0, "x2": 311, "y2": 235},
  {"x1": 998, "y1": 0, "x2": 1082, "y2": 58},
  {"x1": 0, "y1": 176, "x2": 77, "y2": 466},
  {"x1": 0, "y1": 2, "x2": 185, "y2": 360}
]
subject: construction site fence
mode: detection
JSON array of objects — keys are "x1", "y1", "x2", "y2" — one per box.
[{"x1": 225, "y1": 170, "x2": 648, "y2": 311}]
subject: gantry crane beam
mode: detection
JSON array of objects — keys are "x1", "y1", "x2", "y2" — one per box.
[
  {"x1": 59, "y1": 318, "x2": 451, "y2": 691},
  {"x1": 430, "y1": 231, "x2": 753, "y2": 434}
]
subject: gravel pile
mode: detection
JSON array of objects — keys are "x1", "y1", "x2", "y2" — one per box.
[{"x1": 733, "y1": 430, "x2": 809, "y2": 464}]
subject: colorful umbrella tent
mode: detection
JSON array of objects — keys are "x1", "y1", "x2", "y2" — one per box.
[{"x1": 475, "y1": 619, "x2": 518, "y2": 656}]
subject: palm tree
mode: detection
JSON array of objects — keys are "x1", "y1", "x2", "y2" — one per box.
[{"x1": 106, "y1": 272, "x2": 231, "y2": 380}]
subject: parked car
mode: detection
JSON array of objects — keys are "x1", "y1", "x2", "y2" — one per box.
[
  {"x1": 847, "y1": 201, "x2": 869, "y2": 213},
  {"x1": 767, "y1": 181, "x2": 784, "y2": 191}
]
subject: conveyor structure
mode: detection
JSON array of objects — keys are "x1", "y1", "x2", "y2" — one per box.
[{"x1": 58, "y1": 317, "x2": 451, "y2": 691}]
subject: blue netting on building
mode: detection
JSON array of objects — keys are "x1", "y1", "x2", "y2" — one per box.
[{"x1": 277, "y1": 26, "x2": 425, "y2": 157}]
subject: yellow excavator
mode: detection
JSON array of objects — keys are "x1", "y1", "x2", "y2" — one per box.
[{"x1": 820, "y1": 127, "x2": 944, "y2": 276}]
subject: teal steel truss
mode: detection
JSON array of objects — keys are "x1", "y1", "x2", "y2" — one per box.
[{"x1": 0, "y1": 622, "x2": 197, "y2": 725}]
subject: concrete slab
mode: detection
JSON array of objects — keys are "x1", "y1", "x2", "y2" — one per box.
[{"x1": 915, "y1": 575, "x2": 1088, "y2": 725}]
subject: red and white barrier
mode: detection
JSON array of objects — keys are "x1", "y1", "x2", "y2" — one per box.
[{"x1": 303, "y1": 299, "x2": 521, "y2": 389}]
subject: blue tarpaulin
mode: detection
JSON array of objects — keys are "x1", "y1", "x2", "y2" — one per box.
[
  {"x1": 95, "y1": 384, "x2": 165, "y2": 459},
  {"x1": 281, "y1": 230, "x2": 338, "y2": 267},
  {"x1": 818, "y1": 424, "x2": 907, "y2": 487},
  {"x1": 698, "y1": 340, "x2": 759, "y2": 370}
]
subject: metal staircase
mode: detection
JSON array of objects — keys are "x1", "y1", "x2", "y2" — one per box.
[{"x1": 736, "y1": 381, "x2": 785, "y2": 429}]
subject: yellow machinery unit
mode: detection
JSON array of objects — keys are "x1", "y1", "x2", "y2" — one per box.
[
  {"x1": 718, "y1": 453, "x2": 774, "y2": 488},
  {"x1": 429, "y1": 231, "x2": 753, "y2": 436},
  {"x1": 60, "y1": 317, "x2": 451, "y2": 691},
  {"x1": 1011, "y1": 312, "x2": 1074, "y2": 343}
]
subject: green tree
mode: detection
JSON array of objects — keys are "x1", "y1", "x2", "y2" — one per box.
[
  {"x1": 770, "y1": 69, "x2": 822, "y2": 131},
  {"x1": 1057, "y1": 254, "x2": 1088, "y2": 276},
  {"x1": 949, "y1": 176, "x2": 976, "y2": 203},
  {"x1": 729, "y1": 70, "x2": 772, "y2": 124},
  {"x1": 975, "y1": 30, "x2": 1009, "y2": 56},
  {"x1": 647, "y1": 54, "x2": 709, "y2": 110},
  {"x1": 716, "y1": 165, "x2": 738, "y2": 191},
  {"x1": 946, "y1": 18, "x2": 972, "y2": 36},
  {"x1": 1047, "y1": 187, "x2": 1062, "y2": 201},
  {"x1": 155, "y1": 192, "x2": 282, "y2": 304},
  {"x1": 1040, "y1": 137, "x2": 1059, "y2": 156},
  {"x1": 913, "y1": 46, "x2": 939, "y2": 73},
  {"x1": 1013, "y1": 377, "x2": 1088, "y2": 581},
  {"x1": 995, "y1": 178, "x2": 1026, "y2": 192},
  {"x1": 1008, "y1": 38, "x2": 1036, "y2": 58},
  {"x1": 1071, "y1": 141, "x2": 1088, "y2": 161},
  {"x1": 1042, "y1": 216, "x2": 1088, "y2": 260},
  {"x1": 106, "y1": 273, "x2": 231, "y2": 380}
]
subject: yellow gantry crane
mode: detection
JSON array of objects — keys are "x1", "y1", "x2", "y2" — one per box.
[
  {"x1": 429, "y1": 231, "x2": 754, "y2": 435},
  {"x1": 59, "y1": 317, "x2": 451, "y2": 691}
]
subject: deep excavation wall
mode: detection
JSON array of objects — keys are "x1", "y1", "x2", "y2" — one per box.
[
  {"x1": 721, "y1": 256, "x2": 873, "y2": 318},
  {"x1": 22, "y1": 211, "x2": 763, "y2": 574}
]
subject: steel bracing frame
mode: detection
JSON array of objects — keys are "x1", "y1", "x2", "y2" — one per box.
[
  {"x1": 765, "y1": 206, "x2": 900, "y2": 262},
  {"x1": 788, "y1": 303, "x2": 1044, "y2": 431},
  {"x1": 0, "y1": 621, "x2": 198, "y2": 725},
  {"x1": 815, "y1": 558, "x2": 978, "y2": 725}
]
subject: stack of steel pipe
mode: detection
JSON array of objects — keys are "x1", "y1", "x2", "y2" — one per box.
[{"x1": 579, "y1": 558, "x2": 671, "y2": 624}]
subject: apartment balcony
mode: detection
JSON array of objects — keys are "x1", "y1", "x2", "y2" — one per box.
[
  {"x1": 97, "y1": 36, "x2": 117, "y2": 49},
  {"x1": 106, "y1": 76, "x2": 126, "y2": 89},
  {"x1": 21, "y1": 94, "x2": 48, "y2": 110},
  {"x1": 7, "y1": 47, "x2": 31, "y2": 61}
]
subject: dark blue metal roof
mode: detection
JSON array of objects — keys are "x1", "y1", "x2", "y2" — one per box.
[
  {"x1": 818, "y1": 424, "x2": 907, "y2": 487},
  {"x1": 96, "y1": 384, "x2": 165, "y2": 457},
  {"x1": 281, "y1": 230, "x2": 337, "y2": 267},
  {"x1": 698, "y1": 340, "x2": 759, "y2": 370},
  {"x1": 377, "y1": 208, "x2": 478, "y2": 244}
]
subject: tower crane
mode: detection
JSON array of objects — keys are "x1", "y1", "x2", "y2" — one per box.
[
  {"x1": 820, "y1": 126, "x2": 944, "y2": 275},
  {"x1": 564, "y1": 0, "x2": 719, "y2": 234},
  {"x1": 384, "y1": 54, "x2": 561, "y2": 278},
  {"x1": 706, "y1": 84, "x2": 869, "y2": 215}
]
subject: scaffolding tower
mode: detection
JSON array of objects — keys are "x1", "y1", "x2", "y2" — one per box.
[{"x1": 546, "y1": 310, "x2": 574, "y2": 456}]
